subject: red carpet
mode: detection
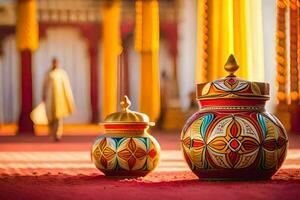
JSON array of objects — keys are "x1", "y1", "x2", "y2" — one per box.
[{"x1": 1, "y1": 133, "x2": 300, "y2": 200}]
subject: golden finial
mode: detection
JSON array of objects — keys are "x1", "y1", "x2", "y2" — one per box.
[
  {"x1": 224, "y1": 54, "x2": 239, "y2": 76},
  {"x1": 120, "y1": 95, "x2": 131, "y2": 111}
]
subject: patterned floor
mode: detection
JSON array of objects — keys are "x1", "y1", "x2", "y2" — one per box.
[
  {"x1": 1, "y1": 149, "x2": 300, "y2": 176},
  {"x1": 0, "y1": 150, "x2": 189, "y2": 175},
  {"x1": 1, "y1": 134, "x2": 300, "y2": 200}
]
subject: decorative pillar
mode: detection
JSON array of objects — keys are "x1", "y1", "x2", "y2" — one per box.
[
  {"x1": 135, "y1": 0, "x2": 160, "y2": 122},
  {"x1": 16, "y1": 0, "x2": 39, "y2": 134},
  {"x1": 159, "y1": 24, "x2": 184, "y2": 130},
  {"x1": 101, "y1": 0, "x2": 122, "y2": 119},
  {"x1": 298, "y1": 1, "x2": 300, "y2": 101},
  {"x1": 89, "y1": 45, "x2": 99, "y2": 123},
  {"x1": 275, "y1": 0, "x2": 288, "y2": 104},
  {"x1": 274, "y1": 0, "x2": 290, "y2": 131},
  {"x1": 289, "y1": 0, "x2": 299, "y2": 104},
  {"x1": 177, "y1": 0, "x2": 197, "y2": 110},
  {"x1": 118, "y1": 44, "x2": 130, "y2": 99},
  {"x1": 289, "y1": 0, "x2": 300, "y2": 132}
]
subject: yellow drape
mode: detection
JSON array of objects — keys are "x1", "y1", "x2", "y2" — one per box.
[
  {"x1": 16, "y1": 0, "x2": 39, "y2": 51},
  {"x1": 198, "y1": 0, "x2": 263, "y2": 82},
  {"x1": 233, "y1": 0, "x2": 248, "y2": 78},
  {"x1": 244, "y1": 0, "x2": 264, "y2": 81},
  {"x1": 101, "y1": 0, "x2": 122, "y2": 120},
  {"x1": 135, "y1": 0, "x2": 160, "y2": 122},
  {"x1": 207, "y1": 0, "x2": 234, "y2": 80}
]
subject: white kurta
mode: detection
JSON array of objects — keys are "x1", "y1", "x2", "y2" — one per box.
[{"x1": 43, "y1": 68, "x2": 75, "y2": 121}]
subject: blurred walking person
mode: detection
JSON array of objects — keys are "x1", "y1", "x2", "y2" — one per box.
[{"x1": 42, "y1": 58, "x2": 75, "y2": 141}]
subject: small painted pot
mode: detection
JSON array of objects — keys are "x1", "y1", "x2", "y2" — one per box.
[
  {"x1": 91, "y1": 96, "x2": 160, "y2": 177},
  {"x1": 181, "y1": 55, "x2": 288, "y2": 180}
]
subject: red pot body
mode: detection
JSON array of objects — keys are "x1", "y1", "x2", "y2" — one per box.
[{"x1": 181, "y1": 99, "x2": 288, "y2": 180}]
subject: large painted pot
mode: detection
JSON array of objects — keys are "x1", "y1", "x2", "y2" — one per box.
[
  {"x1": 91, "y1": 96, "x2": 160, "y2": 177},
  {"x1": 181, "y1": 55, "x2": 288, "y2": 180}
]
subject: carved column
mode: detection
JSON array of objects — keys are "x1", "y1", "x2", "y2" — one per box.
[
  {"x1": 289, "y1": 0, "x2": 300, "y2": 132},
  {"x1": 16, "y1": 0, "x2": 39, "y2": 134},
  {"x1": 89, "y1": 45, "x2": 99, "y2": 123}
]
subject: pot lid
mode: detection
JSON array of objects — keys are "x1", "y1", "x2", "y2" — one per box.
[
  {"x1": 103, "y1": 95, "x2": 155, "y2": 126},
  {"x1": 196, "y1": 55, "x2": 269, "y2": 100}
]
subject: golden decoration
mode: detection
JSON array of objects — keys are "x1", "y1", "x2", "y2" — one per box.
[
  {"x1": 120, "y1": 96, "x2": 131, "y2": 111},
  {"x1": 275, "y1": 0, "x2": 288, "y2": 103},
  {"x1": 196, "y1": 55, "x2": 269, "y2": 100},
  {"x1": 224, "y1": 54, "x2": 239, "y2": 76},
  {"x1": 103, "y1": 95, "x2": 155, "y2": 126},
  {"x1": 196, "y1": 0, "x2": 209, "y2": 83}
]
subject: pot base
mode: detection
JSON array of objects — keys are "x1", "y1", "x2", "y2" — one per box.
[
  {"x1": 103, "y1": 170, "x2": 151, "y2": 178},
  {"x1": 193, "y1": 169, "x2": 276, "y2": 181}
]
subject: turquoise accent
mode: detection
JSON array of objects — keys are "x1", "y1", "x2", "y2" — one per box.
[
  {"x1": 138, "y1": 137, "x2": 149, "y2": 150},
  {"x1": 258, "y1": 148, "x2": 265, "y2": 169},
  {"x1": 200, "y1": 113, "x2": 214, "y2": 139},
  {"x1": 258, "y1": 114, "x2": 267, "y2": 139},
  {"x1": 138, "y1": 137, "x2": 148, "y2": 146},
  {"x1": 111, "y1": 137, "x2": 149, "y2": 149},
  {"x1": 115, "y1": 137, "x2": 126, "y2": 148}
]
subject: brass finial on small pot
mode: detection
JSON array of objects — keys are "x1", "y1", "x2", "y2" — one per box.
[
  {"x1": 120, "y1": 95, "x2": 131, "y2": 111},
  {"x1": 224, "y1": 54, "x2": 239, "y2": 76}
]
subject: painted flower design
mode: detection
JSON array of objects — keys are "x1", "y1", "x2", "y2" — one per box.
[
  {"x1": 208, "y1": 116, "x2": 259, "y2": 168},
  {"x1": 117, "y1": 138, "x2": 147, "y2": 170},
  {"x1": 213, "y1": 78, "x2": 249, "y2": 92},
  {"x1": 92, "y1": 137, "x2": 117, "y2": 170},
  {"x1": 181, "y1": 112, "x2": 288, "y2": 172}
]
